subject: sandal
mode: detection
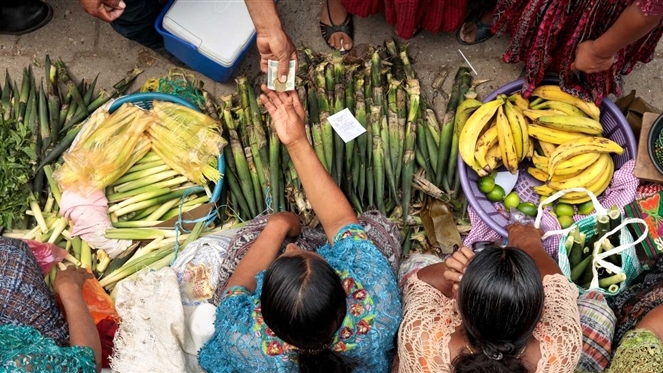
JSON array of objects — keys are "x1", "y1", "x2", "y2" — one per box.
[
  {"x1": 319, "y1": 0, "x2": 354, "y2": 53},
  {"x1": 456, "y1": 10, "x2": 494, "y2": 46}
]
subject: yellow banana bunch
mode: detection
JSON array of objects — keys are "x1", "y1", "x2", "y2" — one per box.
[
  {"x1": 546, "y1": 153, "x2": 612, "y2": 190},
  {"x1": 523, "y1": 109, "x2": 567, "y2": 121},
  {"x1": 536, "y1": 115, "x2": 603, "y2": 135},
  {"x1": 531, "y1": 85, "x2": 601, "y2": 121},
  {"x1": 459, "y1": 97, "x2": 505, "y2": 175},
  {"x1": 466, "y1": 87, "x2": 618, "y2": 207},
  {"x1": 504, "y1": 100, "x2": 529, "y2": 161},
  {"x1": 532, "y1": 152, "x2": 601, "y2": 176},
  {"x1": 486, "y1": 144, "x2": 501, "y2": 170},
  {"x1": 496, "y1": 105, "x2": 518, "y2": 174},
  {"x1": 527, "y1": 167, "x2": 582, "y2": 183},
  {"x1": 508, "y1": 93, "x2": 530, "y2": 112},
  {"x1": 533, "y1": 158, "x2": 614, "y2": 204},
  {"x1": 548, "y1": 137, "x2": 624, "y2": 177},
  {"x1": 538, "y1": 140, "x2": 557, "y2": 158},
  {"x1": 475, "y1": 123, "x2": 498, "y2": 171},
  {"x1": 530, "y1": 100, "x2": 588, "y2": 117},
  {"x1": 528, "y1": 124, "x2": 589, "y2": 145}
]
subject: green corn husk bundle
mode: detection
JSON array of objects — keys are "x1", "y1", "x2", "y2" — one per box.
[
  {"x1": 148, "y1": 101, "x2": 228, "y2": 185},
  {"x1": 54, "y1": 103, "x2": 152, "y2": 196},
  {"x1": 212, "y1": 39, "x2": 471, "y2": 255}
]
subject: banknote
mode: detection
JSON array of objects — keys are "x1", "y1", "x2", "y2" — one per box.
[{"x1": 267, "y1": 60, "x2": 296, "y2": 92}]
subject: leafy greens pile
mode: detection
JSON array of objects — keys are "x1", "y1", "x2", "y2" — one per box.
[{"x1": 0, "y1": 118, "x2": 37, "y2": 228}]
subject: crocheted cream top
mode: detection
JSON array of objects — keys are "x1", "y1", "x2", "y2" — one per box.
[{"x1": 397, "y1": 273, "x2": 582, "y2": 373}]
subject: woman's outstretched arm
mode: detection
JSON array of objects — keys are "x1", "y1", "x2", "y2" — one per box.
[{"x1": 260, "y1": 87, "x2": 358, "y2": 243}]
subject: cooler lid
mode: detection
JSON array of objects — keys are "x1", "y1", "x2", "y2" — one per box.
[{"x1": 163, "y1": 0, "x2": 256, "y2": 66}]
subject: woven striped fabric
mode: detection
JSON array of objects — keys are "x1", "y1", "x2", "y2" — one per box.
[{"x1": 576, "y1": 291, "x2": 616, "y2": 373}]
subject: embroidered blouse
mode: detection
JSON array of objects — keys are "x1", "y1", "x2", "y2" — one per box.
[
  {"x1": 397, "y1": 273, "x2": 582, "y2": 373},
  {"x1": 198, "y1": 224, "x2": 402, "y2": 373},
  {"x1": 0, "y1": 325, "x2": 96, "y2": 373}
]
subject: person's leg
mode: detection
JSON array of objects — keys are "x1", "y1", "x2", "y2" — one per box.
[
  {"x1": 0, "y1": 0, "x2": 52, "y2": 35},
  {"x1": 110, "y1": 0, "x2": 164, "y2": 49},
  {"x1": 320, "y1": 0, "x2": 354, "y2": 51},
  {"x1": 0, "y1": 238, "x2": 69, "y2": 346}
]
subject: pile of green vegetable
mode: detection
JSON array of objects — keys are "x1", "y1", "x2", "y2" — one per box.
[
  {"x1": 0, "y1": 58, "x2": 142, "y2": 229},
  {"x1": 219, "y1": 41, "x2": 473, "y2": 235}
]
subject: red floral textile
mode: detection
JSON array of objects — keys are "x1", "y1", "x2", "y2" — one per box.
[
  {"x1": 492, "y1": 0, "x2": 663, "y2": 104},
  {"x1": 341, "y1": 0, "x2": 467, "y2": 39}
]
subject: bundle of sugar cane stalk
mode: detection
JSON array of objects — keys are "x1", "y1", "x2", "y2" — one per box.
[
  {"x1": 564, "y1": 206, "x2": 625, "y2": 293},
  {"x1": 219, "y1": 40, "x2": 473, "y2": 230},
  {"x1": 0, "y1": 56, "x2": 143, "y2": 230}
]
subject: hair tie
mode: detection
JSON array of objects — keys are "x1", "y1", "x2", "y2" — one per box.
[
  {"x1": 295, "y1": 341, "x2": 333, "y2": 355},
  {"x1": 483, "y1": 349, "x2": 503, "y2": 361}
]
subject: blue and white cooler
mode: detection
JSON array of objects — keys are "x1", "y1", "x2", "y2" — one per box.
[{"x1": 155, "y1": 0, "x2": 257, "y2": 83}]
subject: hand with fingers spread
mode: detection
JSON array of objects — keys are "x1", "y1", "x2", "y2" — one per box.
[
  {"x1": 443, "y1": 247, "x2": 475, "y2": 295},
  {"x1": 259, "y1": 85, "x2": 307, "y2": 147},
  {"x1": 79, "y1": 0, "x2": 126, "y2": 23}
]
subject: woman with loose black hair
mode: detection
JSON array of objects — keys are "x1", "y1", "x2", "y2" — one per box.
[
  {"x1": 198, "y1": 88, "x2": 401, "y2": 373},
  {"x1": 398, "y1": 223, "x2": 582, "y2": 373}
]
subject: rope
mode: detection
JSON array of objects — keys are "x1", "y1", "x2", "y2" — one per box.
[{"x1": 169, "y1": 186, "x2": 214, "y2": 265}]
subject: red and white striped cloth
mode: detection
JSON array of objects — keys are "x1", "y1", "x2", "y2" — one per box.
[{"x1": 464, "y1": 160, "x2": 639, "y2": 260}]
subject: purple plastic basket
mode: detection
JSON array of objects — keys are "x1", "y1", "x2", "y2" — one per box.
[{"x1": 458, "y1": 78, "x2": 637, "y2": 238}]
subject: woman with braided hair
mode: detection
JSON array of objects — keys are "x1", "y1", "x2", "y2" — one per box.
[{"x1": 397, "y1": 223, "x2": 583, "y2": 373}]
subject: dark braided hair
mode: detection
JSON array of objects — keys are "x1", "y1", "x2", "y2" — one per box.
[
  {"x1": 261, "y1": 252, "x2": 353, "y2": 373},
  {"x1": 453, "y1": 247, "x2": 545, "y2": 373}
]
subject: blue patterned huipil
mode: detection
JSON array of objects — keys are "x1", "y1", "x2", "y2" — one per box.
[{"x1": 199, "y1": 224, "x2": 402, "y2": 372}]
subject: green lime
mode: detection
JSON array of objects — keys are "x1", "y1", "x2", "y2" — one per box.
[
  {"x1": 517, "y1": 202, "x2": 538, "y2": 217},
  {"x1": 577, "y1": 200, "x2": 595, "y2": 215},
  {"x1": 489, "y1": 170, "x2": 498, "y2": 179},
  {"x1": 504, "y1": 192, "x2": 521, "y2": 210},
  {"x1": 486, "y1": 185, "x2": 506, "y2": 202},
  {"x1": 558, "y1": 215, "x2": 574, "y2": 229},
  {"x1": 554, "y1": 203, "x2": 575, "y2": 217},
  {"x1": 478, "y1": 176, "x2": 496, "y2": 194}
]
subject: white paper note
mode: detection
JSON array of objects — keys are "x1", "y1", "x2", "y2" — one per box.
[{"x1": 326, "y1": 108, "x2": 367, "y2": 143}]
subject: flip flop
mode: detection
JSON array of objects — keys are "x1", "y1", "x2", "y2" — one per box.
[
  {"x1": 456, "y1": 10, "x2": 494, "y2": 46},
  {"x1": 320, "y1": 0, "x2": 354, "y2": 53}
]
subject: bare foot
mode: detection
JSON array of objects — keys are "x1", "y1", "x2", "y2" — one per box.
[
  {"x1": 460, "y1": 11, "x2": 493, "y2": 44},
  {"x1": 321, "y1": 0, "x2": 353, "y2": 51}
]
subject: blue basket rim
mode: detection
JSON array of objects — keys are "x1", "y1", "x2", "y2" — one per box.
[
  {"x1": 458, "y1": 77, "x2": 637, "y2": 238},
  {"x1": 108, "y1": 92, "x2": 197, "y2": 113}
]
